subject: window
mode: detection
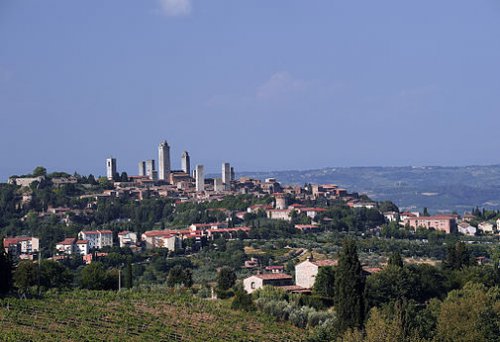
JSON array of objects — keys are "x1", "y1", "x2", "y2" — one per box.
[{"x1": 251, "y1": 282, "x2": 256, "y2": 289}]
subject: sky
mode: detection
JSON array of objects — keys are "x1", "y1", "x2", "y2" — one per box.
[{"x1": 1, "y1": 0, "x2": 500, "y2": 181}]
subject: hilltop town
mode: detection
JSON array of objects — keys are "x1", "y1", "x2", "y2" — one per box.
[{"x1": 1, "y1": 140, "x2": 499, "y2": 341}]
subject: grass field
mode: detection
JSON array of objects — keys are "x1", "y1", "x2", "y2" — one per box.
[{"x1": 0, "y1": 288, "x2": 302, "y2": 341}]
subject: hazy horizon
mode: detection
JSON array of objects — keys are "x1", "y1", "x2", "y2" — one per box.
[{"x1": 1, "y1": 0, "x2": 500, "y2": 181}]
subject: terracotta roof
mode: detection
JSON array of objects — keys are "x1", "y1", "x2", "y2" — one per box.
[
  {"x1": 57, "y1": 238, "x2": 76, "y2": 245},
  {"x1": 143, "y1": 230, "x2": 176, "y2": 238},
  {"x1": 76, "y1": 240, "x2": 88, "y2": 244},
  {"x1": 3, "y1": 237, "x2": 33, "y2": 245},
  {"x1": 254, "y1": 273, "x2": 292, "y2": 280}
]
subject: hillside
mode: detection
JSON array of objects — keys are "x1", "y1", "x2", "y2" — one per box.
[
  {"x1": 238, "y1": 165, "x2": 500, "y2": 213},
  {"x1": 0, "y1": 289, "x2": 302, "y2": 342}
]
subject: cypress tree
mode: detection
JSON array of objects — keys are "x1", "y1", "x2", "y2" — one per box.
[
  {"x1": 335, "y1": 239, "x2": 365, "y2": 333},
  {"x1": 388, "y1": 251, "x2": 404, "y2": 268},
  {"x1": 124, "y1": 259, "x2": 133, "y2": 289},
  {"x1": 0, "y1": 249, "x2": 13, "y2": 295}
]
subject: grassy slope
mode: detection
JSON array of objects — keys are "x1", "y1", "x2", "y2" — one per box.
[{"x1": 0, "y1": 289, "x2": 302, "y2": 342}]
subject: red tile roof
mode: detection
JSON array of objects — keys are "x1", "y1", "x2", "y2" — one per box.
[
  {"x1": 57, "y1": 238, "x2": 76, "y2": 245},
  {"x1": 3, "y1": 237, "x2": 33, "y2": 245}
]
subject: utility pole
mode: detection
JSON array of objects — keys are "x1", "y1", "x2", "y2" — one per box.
[{"x1": 118, "y1": 262, "x2": 124, "y2": 291}]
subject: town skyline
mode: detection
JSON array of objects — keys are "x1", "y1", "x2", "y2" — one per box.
[{"x1": 1, "y1": 1, "x2": 500, "y2": 181}]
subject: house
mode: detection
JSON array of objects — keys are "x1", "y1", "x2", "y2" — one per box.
[
  {"x1": 297, "y1": 208, "x2": 327, "y2": 220},
  {"x1": 141, "y1": 230, "x2": 181, "y2": 251},
  {"x1": 383, "y1": 212, "x2": 399, "y2": 222},
  {"x1": 75, "y1": 240, "x2": 89, "y2": 255},
  {"x1": 478, "y1": 222, "x2": 495, "y2": 234},
  {"x1": 3, "y1": 237, "x2": 39, "y2": 257},
  {"x1": 188, "y1": 222, "x2": 228, "y2": 232},
  {"x1": 295, "y1": 257, "x2": 338, "y2": 289},
  {"x1": 266, "y1": 209, "x2": 292, "y2": 221},
  {"x1": 243, "y1": 273, "x2": 293, "y2": 294},
  {"x1": 55, "y1": 237, "x2": 88, "y2": 256},
  {"x1": 457, "y1": 222, "x2": 477, "y2": 236},
  {"x1": 403, "y1": 215, "x2": 456, "y2": 234},
  {"x1": 118, "y1": 231, "x2": 138, "y2": 247},
  {"x1": 400, "y1": 212, "x2": 420, "y2": 221},
  {"x1": 78, "y1": 230, "x2": 113, "y2": 249}
]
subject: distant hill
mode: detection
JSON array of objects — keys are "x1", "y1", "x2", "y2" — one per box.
[{"x1": 238, "y1": 165, "x2": 500, "y2": 213}]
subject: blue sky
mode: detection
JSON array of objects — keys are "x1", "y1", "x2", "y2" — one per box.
[{"x1": 1, "y1": 0, "x2": 499, "y2": 180}]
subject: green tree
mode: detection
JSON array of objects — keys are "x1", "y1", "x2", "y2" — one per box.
[
  {"x1": 0, "y1": 250, "x2": 13, "y2": 295},
  {"x1": 445, "y1": 241, "x2": 472, "y2": 270},
  {"x1": 32, "y1": 166, "x2": 47, "y2": 177},
  {"x1": 124, "y1": 259, "x2": 133, "y2": 289},
  {"x1": 13, "y1": 261, "x2": 37, "y2": 294},
  {"x1": 166, "y1": 265, "x2": 193, "y2": 288},
  {"x1": 313, "y1": 266, "x2": 335, "y2": 298},
  {"x1": 231, "y1": 285, "x2": 254, "y2": 311},
  {"x1": 436, "y1": 282, "x2": 500, "y2": 341},
  {"x1": 217, "y1": 266, "x2": 236, "y2": 291},
  {"x1": 39, "y1": 260, "x2": 72, "y2": 290},
  {"x1": 388, "y1": 251, "x2": 404, "y2": 268},
  {"x1": 80, "y1": 262, "x2": 117, "y2": 290},
  {"x1": 335, "y1": 239, "x2": 365, "y2": 333}
]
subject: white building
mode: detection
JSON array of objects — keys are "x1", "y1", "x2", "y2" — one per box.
[
  {"x1": 56, "y1": 237, "x2": 89, "y2": 256},
  {"x1": 295, "y1": 258, "x2": 337, "y2": 289},
  {"x1": 141, "y1": 231, "x2": 180, "y2": 251},
  {"x1": 158, "y1": 140, "x2": 171, "y2": 181},
  {"x1": 181, "y1": 151, "x2": 190, "y2": 175},
  {"x1": 478, "y1": 222, "x2": 495, "y2": 234},
  {"x1": 76, "y1": 240, "x2": 89, "y2": 255},
  {"x1": 384, "y1": 212, "x2": 399, "y2": 222},
  {"x1": 56, "y1": 238, "x2": 77, "y2": 255},
  {"x1": 266, "y1": 209, "x2": 292, "y2": 221},
  {"x1": 243, "y1": 273, "x2": 293, "y2": 294},
  {"x1": 3, "y1": 237, "x2": 39, "y2": 256},
  {"x1": 106, "y1": 157, "x2": 117, "y2": 180},
  {"x1": 195, "y1": 164, "x2": 205, "y2": 192},
  {"x1": 78, "y1": 230, "x2": 113, "y2": 249},
  {"x1": 118, "y1": 231, "x2": 138, "y2": 247},
  {"x1": 189, "y1": 222, "x2": 228, "y2": 231},
  {"x1": 457, "y1": 222, "x2": 477, "y2": 236}
]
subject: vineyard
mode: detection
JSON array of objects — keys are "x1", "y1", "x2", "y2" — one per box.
[{"x1": 0, "y1": 289, "x2": 302, "y2": 341}]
